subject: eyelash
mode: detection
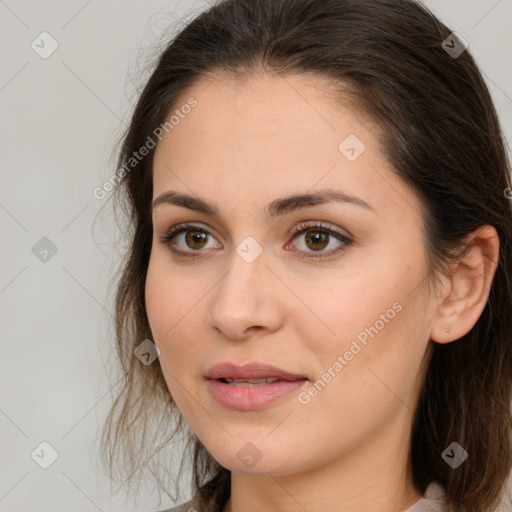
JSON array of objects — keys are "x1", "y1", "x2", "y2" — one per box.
[{"x1": 158, "y1": 221, "x2": 353, "y2": 260}]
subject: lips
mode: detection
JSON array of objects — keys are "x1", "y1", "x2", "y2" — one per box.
[
  {"x1": 205, "y1": 361, "x2": 308, "y2": 382},
  {"x1": 205, "y1": 362, "x2": 309, "y2": 410}
]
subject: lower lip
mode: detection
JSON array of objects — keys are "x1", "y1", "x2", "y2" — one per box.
[{"x1": 207, "y1": 378, "x2": 308, "y2": 410}]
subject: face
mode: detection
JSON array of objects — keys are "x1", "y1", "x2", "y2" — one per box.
[{"x1": 145, "y1": 72, "x2": 437, "y2": 477}]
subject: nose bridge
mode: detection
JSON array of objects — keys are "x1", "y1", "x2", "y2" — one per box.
[
  {"x1": 208, "y1": 239, "x2": 281, "y2": 338},
  {"x1": 215, "y1": 241, "x2": 267, "y2": 311}
]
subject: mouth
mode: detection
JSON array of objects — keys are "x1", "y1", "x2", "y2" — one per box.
[
  {"x1": 205, "y1": 361, "x2": 309, "y2": 410},
  {"x1": 216, "y1": 377, "x2": 296, "y2": 387},
  {"x1": 205, "y1": 361, "x2": 308, "y2": 381}
]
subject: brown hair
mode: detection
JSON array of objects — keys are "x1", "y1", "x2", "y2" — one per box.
[{"x1": 99, "y1": 1, "x2": 512, "y2": 510}]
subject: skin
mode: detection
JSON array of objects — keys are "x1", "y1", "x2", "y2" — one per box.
[{"x1": 145, "y1": 72, "x2": 499, "y2": 512}]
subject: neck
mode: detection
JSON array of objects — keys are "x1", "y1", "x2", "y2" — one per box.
[{"x1": 222, "y1": 409, "x2": 423, "y2": 512}]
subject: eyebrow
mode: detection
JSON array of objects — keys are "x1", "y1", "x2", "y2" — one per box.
[{"x1": 151, "y1": 188, "x2": 375, "y2": 217}]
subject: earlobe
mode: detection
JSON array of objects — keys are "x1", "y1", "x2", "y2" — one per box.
[{"x1": 430, "y1": 225, "x2": 499, "y2": 344}]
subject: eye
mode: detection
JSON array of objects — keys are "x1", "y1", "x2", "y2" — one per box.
[
  {"x1": 286, "y1": 221, "x2": 353, "y2": 260},
  {"x1": 158, "y1": 222, "x2": 221, "y2": 257},
  {"x1": 158, "y1": 221, "x2": 353, "y2": 260}
]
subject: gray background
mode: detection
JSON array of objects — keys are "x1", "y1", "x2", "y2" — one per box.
[{"x1": 1, "y1": 1, "x2": 511, "y2": 511}]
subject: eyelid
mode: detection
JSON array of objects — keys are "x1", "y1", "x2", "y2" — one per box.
[
  {"x1": 158, "y1": 221, "x2": 222, "y2": 249},
  {"x1": 287, "y1": 221, "x2": 353, "y2": 259},
  {"x1": 158, "y1": 220, "x2": 353, "y2": 259},
  {"x1": 289, "y1": 220, "x2": 351, "y2": 239}
]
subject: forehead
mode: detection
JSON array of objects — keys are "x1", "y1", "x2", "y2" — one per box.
[
  {"x1": 151, "y1": 72, "x2": 419, "y2": 222},
  {"x1": 155, "y1": 71, "x2": 368, "y2": 161}
]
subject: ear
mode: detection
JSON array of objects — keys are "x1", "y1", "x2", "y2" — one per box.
[{"x1": 430, "y1": 225, "x2": 500, "y2": 344}]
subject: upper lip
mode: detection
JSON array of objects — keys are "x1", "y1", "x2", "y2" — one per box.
[{"x1": 206, "y1": 362, "x2": 308, "y2": 381}]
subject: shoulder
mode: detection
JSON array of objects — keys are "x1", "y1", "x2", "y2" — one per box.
[
  {"x1": 405, "y1": 481, "x2": 450, "y2": 512},
  {"x1": 155, "y1": 471, "x2": 228, "y2": 512},
  {"x1": 155, "y1": 490, "x2": 205, "y2": 512}
]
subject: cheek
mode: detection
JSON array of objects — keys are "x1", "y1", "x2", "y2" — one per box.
[
  {"x1": 297, "y1": 270, "x2": 402, "y2": 357},
  {"x1": 145, "y1": 254, "x2": 188, "y2": 367},
  {"x1": 145, "y1": 249, "x2": 198, "y2": 335},
  {"x1": 296, "y1": 261, "x2": 429, "y2": 405},
  {"x1": 144, "y1": 251, "x2": 211, "y2": 386},
  {"x1": 145, "y1": 255, "x2": 171, "y2": 339}
]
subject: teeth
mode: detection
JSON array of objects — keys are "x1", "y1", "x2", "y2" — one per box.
[{"x1": 224, "y1": 378, "x2": 279, "y2": 386}]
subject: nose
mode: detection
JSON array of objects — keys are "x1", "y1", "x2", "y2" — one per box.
[{"x1": 207, "y1": 245, "x2": 284, "y2": 340}]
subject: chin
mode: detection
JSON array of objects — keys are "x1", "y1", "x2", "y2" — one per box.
[{"x1": 214, "y1": 445, "x2": 306, "y2": 476}]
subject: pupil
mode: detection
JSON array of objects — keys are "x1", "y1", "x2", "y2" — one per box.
[
  {"x1": 307, "y1": 232, "x2": 328, "y2": 251},
  {"x1": 186, "y1": 231, "x2": 207, "y2": 249}
]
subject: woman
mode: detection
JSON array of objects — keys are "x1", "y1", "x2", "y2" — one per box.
[{"x1": 100, "y1": 1, "x2": 512, "y2": 511}]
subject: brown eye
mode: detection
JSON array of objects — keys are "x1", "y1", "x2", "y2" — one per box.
[
  {"x1": 184, "y1": 230, "x2": 209, "y2": 250},
  {"x1": 304, "y1": 231, "x2": 329, "y2": 251},
  {"x1": 289, "y1": 222, "x2": 353, "y2": 260},
  {"x1": 158, "y1": 222, "x2": 222, "y2": 257}
]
